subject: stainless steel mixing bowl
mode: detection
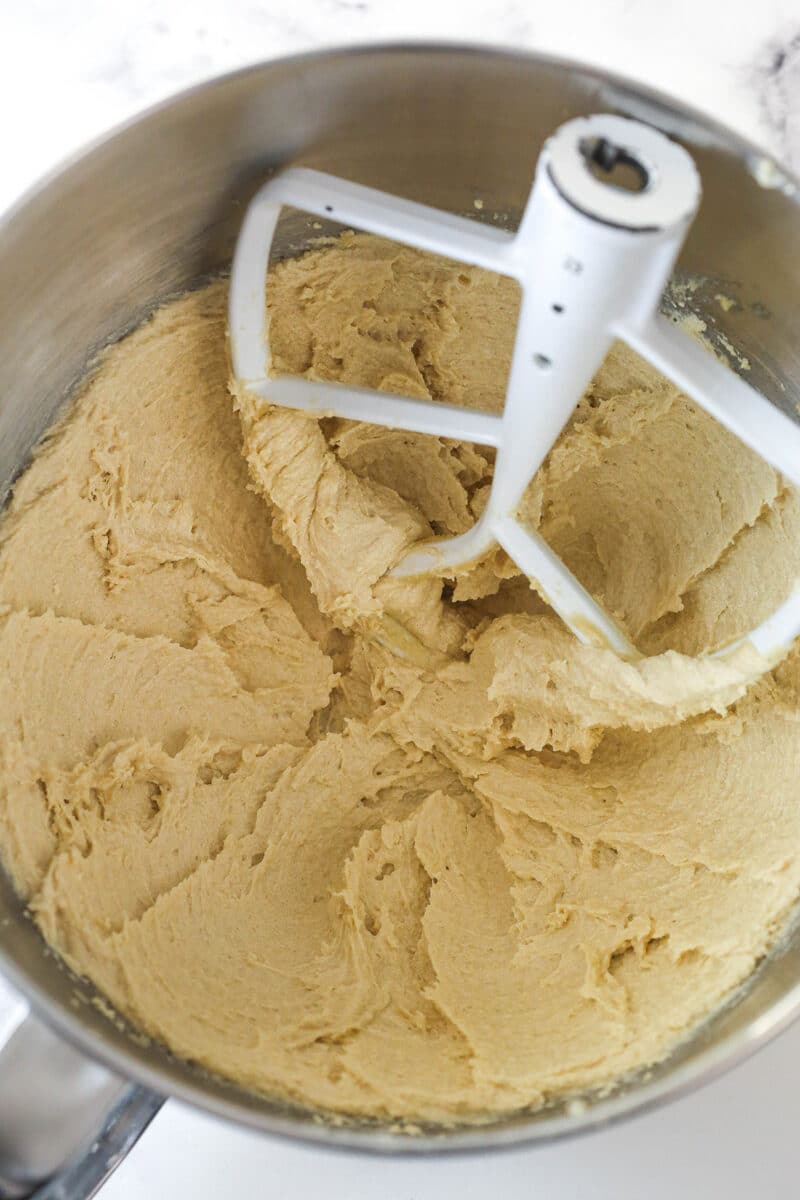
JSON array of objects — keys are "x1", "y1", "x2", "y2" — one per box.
[{"x1": 1, "y1": 42, "x2": 800, "y2": 1198}]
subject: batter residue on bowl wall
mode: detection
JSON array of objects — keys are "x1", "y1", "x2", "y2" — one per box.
[{"x1": 1, "y1": 233, "x2": 800, "y2": 1122}]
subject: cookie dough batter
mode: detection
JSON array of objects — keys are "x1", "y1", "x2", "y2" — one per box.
[{"x1": 2, "y1": 232, "x2": 800, "y2": 1122}]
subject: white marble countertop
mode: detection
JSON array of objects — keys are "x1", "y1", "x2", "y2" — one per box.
[{"x1": 2, "y1": 0, "x2": 800, "y2": 1196}]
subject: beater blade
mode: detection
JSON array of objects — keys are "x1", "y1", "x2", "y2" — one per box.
[{"x1": 230, "y1": 114, "x2": 800, "y2": 666}]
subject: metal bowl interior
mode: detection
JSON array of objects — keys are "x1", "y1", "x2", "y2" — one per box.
[{"x1": 1, "y1": 43, "x2": 800, "y2": 1154}]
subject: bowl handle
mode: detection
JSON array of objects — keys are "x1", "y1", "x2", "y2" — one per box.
[{"x1": 0, "y1": 999, "x2": 162, "y2": 1199}]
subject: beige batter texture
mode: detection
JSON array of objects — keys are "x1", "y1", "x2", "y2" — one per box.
[{"x1": 2, "y1": 232, "x2": 800, "y2": 1123}]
